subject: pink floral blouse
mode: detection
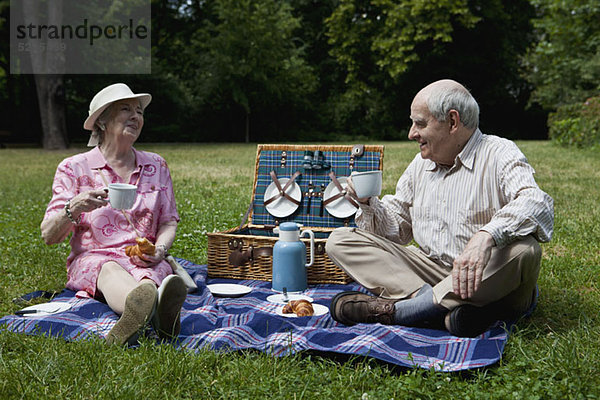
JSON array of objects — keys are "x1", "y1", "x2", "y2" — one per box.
[{"x1": 43, "y1": 147, "x2": 180, "y2": 298}]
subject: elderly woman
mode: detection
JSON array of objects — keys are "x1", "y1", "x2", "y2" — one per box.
[{"x1": 41, "y1": 83, "x2": 187, "y2": 346}]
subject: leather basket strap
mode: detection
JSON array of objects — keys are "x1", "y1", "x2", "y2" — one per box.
[
  {"x1": 323, "y1": 170, "x2": 359, "y2": 208},
  {"x1": 264, "y1": 170, "x2": 302, "y2": 206},
  {"x1": 229, "y1": 245, "x2": 273, "y2": 267}
]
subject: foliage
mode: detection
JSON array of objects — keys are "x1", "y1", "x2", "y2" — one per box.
[
  {"x1": 523, "y1": 0, "x2": 600, "y2": 109},
  {"x1": 326, "y1": 0, "x2": 480, "y2": 83},
  {"x1": 152, "y1": 0, "x2": 317, "y2": 142},
  {"x1": 1, "y1": 142, "x2": 599, "y2": 398},
  {"x1": 548, "y1": 96, "x2": 600, "y2": 148},
  {"x1": 4, "y1": 0, "x2": 589, "y2": 142},
  {"x1": 323, "y1": 0, "x2": 544, "y2": 140}
]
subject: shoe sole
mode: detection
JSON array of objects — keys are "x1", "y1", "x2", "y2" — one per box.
[
  {"x1": 106, "y1": 281, "x2": 157, "y2": 346},
  {"x1": 152, "y1": 275, "x2": 187, "y2": 340}
]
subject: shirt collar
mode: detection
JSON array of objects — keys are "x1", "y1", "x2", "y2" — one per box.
[
  {"x1": 424, "y1": 128, "x2": 482, "y2": 172},
  {"x1": 455, "y1": 128, "x2": 482, "y2": 171},
  {"x1": 86, "y1": 146, "x2": 107, "y2": 169},
  {"x1": 86, "y1": 146, "x2": 149, "y2": 169}
]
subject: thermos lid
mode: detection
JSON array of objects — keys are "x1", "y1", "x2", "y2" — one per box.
[{"x1": 278, "y1": 222, "x2": 301, "y2": 231}]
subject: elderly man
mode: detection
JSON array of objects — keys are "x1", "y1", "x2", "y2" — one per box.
[{"x1": 326, "y1": 79, "x2": 554, "y2": 337}]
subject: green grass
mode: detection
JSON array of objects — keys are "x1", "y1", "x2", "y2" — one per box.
[{"x1": 1, "y1": 141, "x2": 599, "y2": 399}]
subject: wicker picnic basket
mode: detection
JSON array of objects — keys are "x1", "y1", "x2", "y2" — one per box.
[{"x1": 207, "y1": 144, "x2": 384, "y2": 284}]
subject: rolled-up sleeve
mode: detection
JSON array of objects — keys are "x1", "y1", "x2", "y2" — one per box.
[
  {"x1": 481, "y1": 150, "x2": 554, "y2": 247},
  {"x1": 355, "y1": 159, "x2": 415, "y2": 245}
]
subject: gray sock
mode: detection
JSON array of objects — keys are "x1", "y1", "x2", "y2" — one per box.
[{"x1": 393, "y1": 284, "x2": 446, "y2": 326}]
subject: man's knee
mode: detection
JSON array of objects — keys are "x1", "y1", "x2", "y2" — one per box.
[
  {"x1": 325, "y1": 227, "x2": 355, "y2": 257},
  {"x1": 513, "y1": 236, "x2": 542, "y2": 269}
]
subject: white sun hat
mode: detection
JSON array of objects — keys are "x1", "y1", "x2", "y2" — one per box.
[{"x1": 83, "y1": 83, "x2": 152, "y2": 146}]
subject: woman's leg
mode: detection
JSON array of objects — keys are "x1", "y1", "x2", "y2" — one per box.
[{"x1": 97, "y1": 261, "x2": 157, "y2": 345}]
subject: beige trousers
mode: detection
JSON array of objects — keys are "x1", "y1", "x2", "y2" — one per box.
[{"x1": 325, "y1": 227, "x2": 541, "y2": 313}]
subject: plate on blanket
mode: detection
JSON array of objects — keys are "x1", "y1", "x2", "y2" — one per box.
[
  {"x1": 277, "y1": 303, "x2": 328, "y2": 318},
  {"x1": 207, "y1": 283, "x2": 252, "y2": 298},
  {"x1": 263, "y1": 178, "x2": 302, "y2": 218},
  {"x1": 266, "y1": 293, "x2": 313, "y2": 305},
  {"x1": 16, "y1": 302, "x2": 72, "y2": 317},
  {"x1": 323, "y1": 177, "x2": 358, "y2": 218}
]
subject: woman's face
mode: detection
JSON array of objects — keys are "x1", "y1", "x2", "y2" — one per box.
[{"x1": 104, "y1": 99, "x2": 144, "y2": 144}]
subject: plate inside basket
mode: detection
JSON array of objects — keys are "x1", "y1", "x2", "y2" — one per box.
[
  {"x1": 263, "y1": 178, "x2": 302, "y2": 218},
  {"x1": 323, "y1": 177, "x2": 358, "y2": 219}
]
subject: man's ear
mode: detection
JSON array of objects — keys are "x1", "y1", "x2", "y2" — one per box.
[{"x1": 448, "y1": 109, "x2": 461, "y2": 133}]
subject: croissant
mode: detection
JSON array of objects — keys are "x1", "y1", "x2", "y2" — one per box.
[
  {"x1": 282, "y1": 300, "x2": 314, "y2": 317},
  {"x1": 125, "y1": 237, "x2": 156, "y2": 258}
]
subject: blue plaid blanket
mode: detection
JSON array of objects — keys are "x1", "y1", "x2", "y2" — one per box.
[{"x1": 0, "y1": 258, "x2": 520, "y2": 371}]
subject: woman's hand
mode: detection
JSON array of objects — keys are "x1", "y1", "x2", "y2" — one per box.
[
  {"x1": 130, "y1": 244, "x2": 167, "y2": 268},
  {"x1": 69, "y1": 189, "x2": 109, "y2": 219},
  {"x1": 41, "y1": 188, "x2": 109, "y2": 245}
]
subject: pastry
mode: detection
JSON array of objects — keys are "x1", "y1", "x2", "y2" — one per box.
[
  {"x1": 282, "y1": 299, "x2": 314, "y2": 317},
  {"x1": 125, "y1": 237, "x2": 156, "y2": 258}
]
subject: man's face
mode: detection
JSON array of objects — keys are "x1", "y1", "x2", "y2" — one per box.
[{"x1": 408, "y1": 96, "x2": 453, "y2": 165}]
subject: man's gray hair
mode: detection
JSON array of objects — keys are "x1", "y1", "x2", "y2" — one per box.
[{"x1": 426, "y1": 86, "x2": 479, "y2": 130}]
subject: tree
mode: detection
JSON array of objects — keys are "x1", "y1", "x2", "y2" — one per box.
[
  {"x1": 324, "y1": 0, "x2": 545, "y2": 139},
  {"x1": 326, "y1": 0, "x2": 480, "y2": 83},
  {"x1": 186, "y1": 0, "x2": 316, "y2": 142},
  {"x1": 18, "y1": 0, "x2": 69, "y2": 149},
  {"x1": 523, "y1": 0, "x2": 600, "y2": 109}
]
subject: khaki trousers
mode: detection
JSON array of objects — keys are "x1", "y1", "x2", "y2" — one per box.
[{"x1": 325, "y1": 227, "x2": 541, "y2": 313}]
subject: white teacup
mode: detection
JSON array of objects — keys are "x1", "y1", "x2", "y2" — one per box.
[
  {"x1": 108, "y1": 183, "x2": 137, "y2": 210},
  {"x1": 351, "y1": 170, "x2": 382, "y2": 198}
]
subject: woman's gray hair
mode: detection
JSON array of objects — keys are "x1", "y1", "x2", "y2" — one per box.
[
  {"x1": 91, "y1": 103, "x2": 116, "y2": 145},
  {"x1": 426, "y1": 86, "x2": 480, "y2": 130}
]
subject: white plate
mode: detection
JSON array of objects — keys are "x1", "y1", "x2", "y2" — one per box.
[
  {"x1": 276, "y1": 303, "x2": 329, "y2": 318},
  {"x1": 323, "y1": 177, "x2": 358, "y2": 219},
  {"x1": 266, "y1": 294, "x2": 314, "y2": 305},
  {"x1": 264, "y1": 178, "x2": 302, "y2": 218},
  {"x1": 17, "y1": 302, "x2": 72, "y2": 317},
  {"x1": 207, "y1": 283, "x2": 252, "y2": 298}
]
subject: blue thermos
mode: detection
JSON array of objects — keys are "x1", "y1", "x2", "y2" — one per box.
[{"x1": 272, "y1": 222, "x2": 315, "y2": 293}]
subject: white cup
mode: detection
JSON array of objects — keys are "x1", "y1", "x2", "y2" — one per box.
[
  {"x1": 108, "y1": 183, "x2": 137, "y2": 210},
  {"x1": 351, "y1": 170, "x2": 382, "y2": 198}
]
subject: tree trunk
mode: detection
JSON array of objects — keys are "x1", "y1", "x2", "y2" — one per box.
[
  {"x1": 22, "y1": 0, "x2": 69, "y2": 150},
  {"x1": 34, "y1": 75, "x2": 69, "y2": 150},
  {"x1": 245, "y1": 110, "x2": 250, "y2": 143}
]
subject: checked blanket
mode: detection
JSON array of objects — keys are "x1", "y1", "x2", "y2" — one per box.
[{"x1": 0, "y1": 258, "x2": 522, "y2": 371}]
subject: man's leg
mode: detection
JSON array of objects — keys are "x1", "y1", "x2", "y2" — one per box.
[
  {"x1": 327, "y1": 227, "x2": 451, "y2": 326},
  {"x1": 434, "y1": 235, "x2": 542, "y2": 312},
  {"x1": 326, "y1": 227, "x2": 450, "y2": 299},
  {"x1": 435, "y1": 236, "x2": 543, "y2": 336}
]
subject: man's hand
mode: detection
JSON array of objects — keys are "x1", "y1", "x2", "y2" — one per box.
[
  {"x1": 347, "y1": 176, "x2": 370, "y2": 205},
  {"x1": 452, "y1": 231, "x2": 495, "y2": 299}
]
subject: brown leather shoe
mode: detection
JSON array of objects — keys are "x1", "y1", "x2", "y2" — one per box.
[{"x1": 330, "y1": 291, "x2": 396, "y2": 326}]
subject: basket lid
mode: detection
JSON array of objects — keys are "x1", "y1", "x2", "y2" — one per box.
[{"x1": 248, "y1": 144, "x2": 384, "y2": 229}]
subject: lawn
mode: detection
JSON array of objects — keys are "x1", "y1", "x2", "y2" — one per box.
[{"x1": 0, "y1": 141, "x2": 599, "y2": 399}]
